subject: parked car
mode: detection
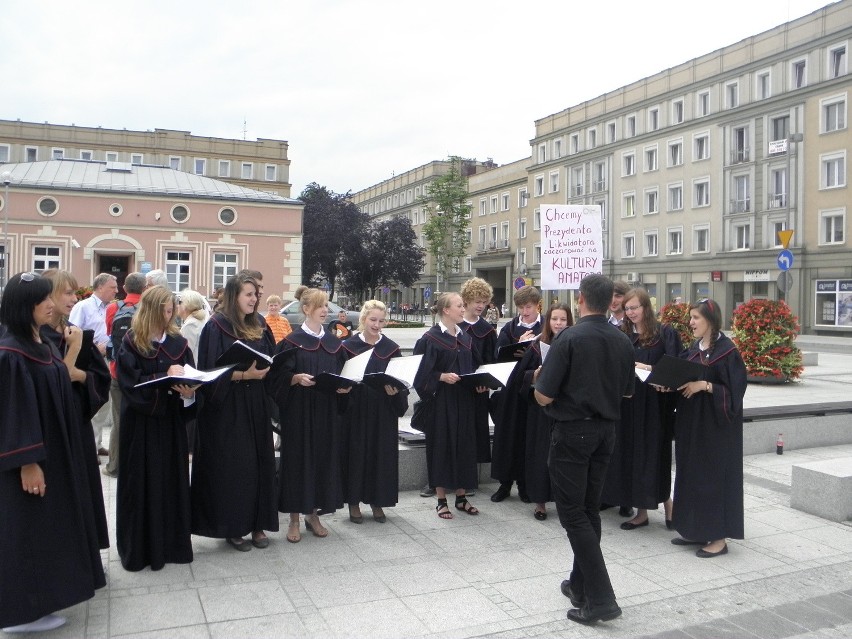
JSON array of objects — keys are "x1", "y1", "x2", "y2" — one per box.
[{"x1": 279, "y1": 299, "x2": 361, "y2": 328}]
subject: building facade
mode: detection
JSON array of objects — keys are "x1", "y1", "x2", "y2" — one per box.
[{"x1": 0, "y1": 160, "x2": 303, "y2": 300}]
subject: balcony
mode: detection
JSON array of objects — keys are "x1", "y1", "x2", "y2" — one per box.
[
  {"x1": 476, "y1": 239, "x2": 511, "y2": 254},
  {"x1": 729, "y1": 148, "x2": 750, "y2": 164},
  {"x1": 592, "y1": 180, "x2": 607, "y2": 192},
  {"x1": 768, "y1": 193, "x2": 787, "y2": 208},
  {"x1": 573, "y1": 185, "x2": 584, "y2": 196},
  {"x1": 729, "y1": 198, "x2": 751, "y2": 214}
]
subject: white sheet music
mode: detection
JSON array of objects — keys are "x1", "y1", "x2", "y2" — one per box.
[
  {"x1": 635, "y1": 366, "x2": 651, "y2": 382},
  {"x1": 383, "y1": 354, "x2": 423, "y2": 388},
  {"x1": 340, "y1": 348, "x2": 373, "y2": 381},
  {"x1": 540, "y1": 341, "x2": 551, "y2": 363},
  {"x1": 473, "y1": 361, "x2": 518, "y2": 387}
]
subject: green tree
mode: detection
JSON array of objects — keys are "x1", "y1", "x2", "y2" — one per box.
[{"x1": 418, "y1": 156, "x2": 472, "y2": 292}]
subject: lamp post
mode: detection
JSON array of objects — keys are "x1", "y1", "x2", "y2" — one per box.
[
  {"x1": 782, "y1": 132, "x2": 803, "y2": 304},
  {"x1": 1, "y1": 171, "x2": 11, "y2": 293}
]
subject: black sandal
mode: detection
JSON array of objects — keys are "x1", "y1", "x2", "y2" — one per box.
[
  {"x1": 436, "y1": 498, "x2": 453, "y2": 519},
  {"x1": 455, "y1": 494, "x2": 479, "y2": 515}
]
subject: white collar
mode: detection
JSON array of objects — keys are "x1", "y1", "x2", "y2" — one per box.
[
  {"x1": 438, "y1": 320, "x2": 462, "y2": 336},
  {"x1": 301, "y1": 322, "x2": 325, "y2": 338},
  {"x1": 518, "y1": 315, "x2": 541, "y2": 329},
  {"x1": 358, "y1": 332, "x2": 382, "y2": 345}
]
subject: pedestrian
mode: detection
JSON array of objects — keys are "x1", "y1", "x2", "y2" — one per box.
[
  {"x1": 534, "y1": 274, "x2": 634, "y2": 625},
  {"x1": 263, "y1": 294, "x2": 292, "y2": 344}
]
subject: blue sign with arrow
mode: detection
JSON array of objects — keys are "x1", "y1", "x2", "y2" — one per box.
[
  {"x1": 777, "y1": 249, "x2": 793, "y2": 272},
  {"x1": 424, "y1": 287, "x2": 432, "y2": 300}
]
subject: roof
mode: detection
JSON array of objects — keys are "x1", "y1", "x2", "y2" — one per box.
[{"x1": 0, "y1": 160, "x2": 302, "y2": 204}]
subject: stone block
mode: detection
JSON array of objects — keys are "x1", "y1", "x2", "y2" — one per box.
[{"x1": 791, "y1": 457, "x2": 852, "y2": 522}]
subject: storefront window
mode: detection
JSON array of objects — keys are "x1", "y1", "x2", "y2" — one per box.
[{"x1": 815, "y1": 280, "x2": 852, "y2": 327}]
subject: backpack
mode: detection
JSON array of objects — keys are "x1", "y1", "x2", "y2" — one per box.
[{"x1": 108, "y1": 300, "x2": 138, "y2": 361}]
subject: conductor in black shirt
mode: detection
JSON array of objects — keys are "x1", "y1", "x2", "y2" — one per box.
[{"x1": 534, "y1": 274, "x2": 634, "y2": 625}]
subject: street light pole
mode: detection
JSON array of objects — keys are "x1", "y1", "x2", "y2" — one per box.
[{"x1": 1, "y1": 171, "x2": 11, "y2": 293}]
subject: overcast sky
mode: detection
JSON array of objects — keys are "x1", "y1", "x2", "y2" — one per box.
[{"x1": 1, "y1": 0, "x2": 835, "y2": 196}]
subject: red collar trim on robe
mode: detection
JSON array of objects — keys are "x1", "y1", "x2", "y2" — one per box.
[
  {"x1": 283, "y1": 328, "x2": 343, "y2": 353},
  {"x1": 462, "y1": 317, "x2": 497, "y2": 339},
  {"x1": 342, "y1": 336, "x2": 401, "y2": 360},
  {"x1": 122, "y1": 333, "x2": 188, "y2": 360},
  {"x1": 424, "y1": 325, "x2": 473, "y2": 351}
]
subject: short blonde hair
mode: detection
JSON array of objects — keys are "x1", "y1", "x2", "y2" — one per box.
[
  {"x1": 266, "y1": 294, "x2": 283, "y2": 305},
  {"x1": 460, "y1": 277, "x2": 493, "y2": 305},
  {"x1": 358, "y1": 300, "x2": 386, "y2": 332},
  {"x1": 299, "y1": 288, "x2": 328, "y2": 313}
]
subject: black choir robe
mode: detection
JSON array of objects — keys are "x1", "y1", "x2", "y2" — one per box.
[
  {"x1": 40, "y1": 324, "x2": 111, "y2": 549},
  {"x1": 673, "y1": 333, "x2": 746, "y2": 541},
  {"x1": 0, "y1": 336, "x2": 105, "y2": 628},
  {"x1": 341, "y1": 335, "x2": 408, "y2": 507},
  {"x1": 116, "y1": 332, "x2": 195, "y2": 571},
  {"x1": 191, "y1": 314, "x2": 279, "y2": 538},
  {"x1": 271, "y1": 328, "x2": 347, "y2": 514},
  {"x1": 494, "y1": 315, "x2": 542, "y2": 357},
  {"x1": 413, "y1": 325, "x2": 478, "y2": 490},
  {"x1": 461, "y1": 317, "x2": 497, "y2": 463},
  {"x1": 601, "y1": 323, "x2": 681, "y2": 509}
]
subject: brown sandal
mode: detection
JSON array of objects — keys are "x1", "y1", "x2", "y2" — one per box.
[
  {"x1": 305, "y1": 515, "x2": 329, "y2": 537},
  {"x1": 455, "y1": 495, "x2": 479, "y2": 515},
  {"x1": 436, "y1": 498, "x2": 453, "y2": 519},
  {"x1": 286, "y1": 520, "x2": 301, "y2": 543}
]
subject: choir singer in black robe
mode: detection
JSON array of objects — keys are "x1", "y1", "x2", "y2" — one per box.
[
  {"x1": 413, "y1": 292, "x2": 485, "y2": 519},
  {"x1": 192, "y1": 274, "x2": 278, "y2": 551},
  {"x1": 0, "y1": 272, "x2": 105, "y2": 634},
  {"x1": 341, "y1": 300, "x2": 408, "y2": 523},
  {"x1": 671, "y1": 298, "x2": 746, "y2": 558},
  {"x1": 116, "y1": 285, "x2": 196, "y2": 571}
]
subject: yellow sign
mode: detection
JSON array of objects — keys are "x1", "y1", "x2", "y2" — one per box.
[{"x1": 777, "y1": 229, "x2": 794, "y2": 249}]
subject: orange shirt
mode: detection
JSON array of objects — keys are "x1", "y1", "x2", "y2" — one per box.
[{"x1": 265, "y1": 313, "x2": 292, "y2": 343}]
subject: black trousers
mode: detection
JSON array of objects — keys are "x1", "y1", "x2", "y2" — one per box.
[{"x1": 549, "y1": 419, "x2": 617, "y2": 606}]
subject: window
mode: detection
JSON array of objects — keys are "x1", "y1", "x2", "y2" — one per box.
[
  {"x1": 501, "y1": 193, "x2": 510, "y2": 211},
  {"x1": 518, "y1": 248, "x2": 526, "y2": 268},
  {"x1": 820, "y1": 209, "x2": 845, "y2": 244},
  {"x1": 622, "y1": 234, "x2": 635, "y2": 258},
  {"x1": 645, "y1": 146, "x2": 658, "y2": 172},
  {"x1": 533, "y1": 244, "x2": 541, "y2": 264},
  {"x1": 645, "y1": 189, "x2": 659, "y2": 215},
  {"x1": 553, "y1": 138, "x2": 562, "y2": 159},
  {"x1": 165, "y1": 251, "x2": 191, "y2": 292},
  {"x1": 731, "y1": 175, "x2": 750, "y2": 213},
  {"x1": 265, "y1": 165, "x2": 277, "y2": 181},
  {"x1": 668, "y1": 141, "x2": 683, "y2": 167},
  {"x1": 645, "y1": 231, "x2": 658, "y2": 256},
  {"x1": 792, "y1": 59, "x2": 806, "y2": 88},
  {"x1": 572, "y1": 167, "x2": 583, "y2": 195},
  {"x1": 217, "y1": 207, "x2": 237, "y2": 225},
  {"x1": 757, "y1": 71, "x2": 771, "y2": 100},
  {"x1": 50, "y1": 148, "x2": 64, "y2": 160},
  {"x1": 570, "y1": 133, "x2": 579, "y2": 154},
  {"x1": 534, "y1": 175, "x2": 544, "y2": 196},
  {"x1": 518, "y1": 188, "x2": 528, "y2": 208},
  {"x1": 32, "y1": 246, "x2": 60, "y2": 272},
  {"x1": 771, "y1": 220, "x2": 787, "y2": 247},
  {"x1": 668, "y1": 184, "x2": 683, "y2": 211},
  {"x1": 464, "y1": 255, "x2": 472, "y2": 273},
  {"x1": 490, "y1": 195, "x2": 498, "y2": 214},
  {"x1": 194, "y1": 158, "x2": 206, "y2": 175},
  {"x1": 731, "y1": 126, "x2": 749, "y2": 163},
  {"x1": 622, "y1": 193, "x2": 636, "y2": 218},
  {"x1": 169, "y1": 157, "x2": 181, "y2": 171},
  {"x1": 734, "y1": 224, "x2": 751, "y2": 250},
  {"x1": 550, "y1": 171, "x2": 560, "y2": 193},
  {"x1": 694, "y1": 134, "x2": 709, "y2": 161},
  {"x1": 697, "y1": 90, "x2": 710, "y2": 117},
  {"x1": 822, "y1": 152, "x2": 846, "y2": 188},
  {"x1": 25, "y1": 147, "x2": 38, "y2": 162},
  {"x1": 519, "y1": 218, "x2": 527, "y2": 238},
  {"x1": 105, "y1": 152, "x2": 118, "y2": 162},
  {"x1": 533, "y1": 208, "x2": 541, "y2": 230},
  {"x1": 694, "y1": 180, "x2": 710, "y2": 207},
  {"x1": 607, "y1": 121, "x2": 616, "y2": 143},
  {"x1": 79, "y1": 150, "x2": 93, "y2": 161},
  {"x1": 626, "y1": 115, "x2": 636, "y2": 137},
  {"x1": 538, "y1": 144, "x2": 547, "y2": 163},
  {"x1": 769, "y1": 168, "x2": 787, "y2": 208},
  {"x1": 170, "y1": 204, "x2": 190, "y2": 223},
  {"x1": 622, "y1": 151, "x2": 635, "y2": 176},
  {"x1": 672, "y1": 99, "x2": 684, "y2": 124},
  {"x1": 648, "y1": 107, "x2": 659, "y2": 131},
  {"x1": 478, "y1": 226, "x2": 486, "y2": 249},
  {"x1": 726, "y1": 82, "x2": 739, "y2": 109},
  {"x1": 37, "y1": 196, "x2": 58, "y2": 216},
  {"x1": 693, "y1": 226, "x2": 710, "y2": 253},
  {"x1": 479, "y1": 198, "x2": 487, "y2": 216},
  {"x1": 212, "y1": 253, "x2": 238, "y2": 291},
  {"x1": 501, "y1": 221, "x2": 509, "y2": 247},
  {"x1": 241, "y1": 162, "x2": 253, "y2": 179},
  {"x1": 822, "y1": 96, "x2": 847, "y2": 133},
  {"x1": 593, "y1": 161, "x2": 606, "y2": 191},
  {"x1": 588, "y1": 129, "x2": 597, "y2": 149},
  {"x1": 131, "y1": 153, "x2": 143, "y2": 165},
  {"x1": 830, "y1": 44, "x2": 847, "y2": 78},
  {"x1": 771, "y1": 115, "x2": 789, "y2": 142},
  {"x1": 668, "y1": 229, "x2": 683, "y2": 255},
  {"x1": 0, "y1": 145, "x2": 8, "y2": 163},
  {"x1": 213, "y1": 160, "x2": 228, "y2": 177}
]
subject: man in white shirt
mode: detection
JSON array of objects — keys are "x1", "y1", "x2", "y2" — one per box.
[{"x1": 69, "y1": 273, "x2": 118, "y2": 456}]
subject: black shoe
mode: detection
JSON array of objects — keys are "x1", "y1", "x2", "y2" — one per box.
[
  {"x1": 534, "y1": 510, "x2": 547, "y2": 521},
  {"x1": 519, "y1": 492, "x2": 531, "y2": 503},
  {"x1": 666, "y1": 519, "x2": 674, "y2": 530},
  {"x1": 420, "y1": 486, "x2": 436, "y2": 498},
  {"x1": 620, "y1": 518, "x2": 649, "y2": 531},
  {"x1": 490, "y1": 482, "x2": 512, "y2": 502},
  {"x1": 618, "y1": 506, "x2": 635, "y2": 517},
  {"x1": 560, "y1": 580, "x2": 585, "y2": 608},
  {"x1": 696, "y1": 544, "x2": 728, "y2": 558},
  {"x1": 567, "y1": 602, "x2": 622, "y2": 625}
]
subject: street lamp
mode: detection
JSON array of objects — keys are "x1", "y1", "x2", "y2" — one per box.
[{"x1": 1, "y1": 170, "x2": 11, "y2": 293}]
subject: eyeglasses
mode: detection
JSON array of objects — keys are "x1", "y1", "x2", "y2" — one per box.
[
  {"x1": 696, "y1": 298, "x2": 709, "y2": 304},
  {"x1": 20, "y1": 272, "x2": 36, "y2": 282},
  {"x1": 624, "y1": 305, "x2": 642, "y2": 312}
]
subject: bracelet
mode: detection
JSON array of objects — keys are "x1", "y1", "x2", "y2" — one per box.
[{"x1": 705, "y1": 381, "x2": 711, "y2": 392}]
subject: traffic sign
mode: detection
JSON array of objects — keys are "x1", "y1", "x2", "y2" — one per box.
[
  {"x1": 514, "y1": 277, "x2": 526, "y2": 290},
  {"x1": 777, "y1": 229, "x2": 794, "y2": 249},
  {"x1": 777, "y1": 250, "x2": 794, "y2": 271},
  {"x1": 424, "y1": 287, "x2": 432, "y2": 300},
  {"x1": 777, "y1": 271, "x2": 793, "y2": 293}
]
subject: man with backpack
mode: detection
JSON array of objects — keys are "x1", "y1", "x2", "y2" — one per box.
[{"x1": 102, "y1": 272, "x2": 147, "y2": 478}]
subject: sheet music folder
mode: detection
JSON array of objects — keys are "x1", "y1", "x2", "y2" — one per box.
[{"x1": 645, "y1": 355, "x2": 706, "y2": 389}]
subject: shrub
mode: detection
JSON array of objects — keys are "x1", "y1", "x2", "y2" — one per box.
[
  {"x1": 731, "y1": 299, "x2": 803, "y2": 380},
  {"x1": 660, "y1": 302, "x2": 693, "y2": 349}
]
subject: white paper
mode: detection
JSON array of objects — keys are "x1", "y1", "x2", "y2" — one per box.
[
  {"x1": 339, "y1": 348, "x2": 373, "y2": 381},
  {"x1": 473, "y1": 361, "x2": 518, "y2": 387},
  {"x1": 382, "y1": 354, "x2": 423, "y2": 388},
  {"x1": 635, "y1": 366, "x2": 651, "y2": 382},
  {"x1": 540, "y1": 341, "x2": 551, "y2": 363}
]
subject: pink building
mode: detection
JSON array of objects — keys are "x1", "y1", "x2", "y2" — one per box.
[{"x1": 0, "y1": 160, "x2": 303, "y2": 299}]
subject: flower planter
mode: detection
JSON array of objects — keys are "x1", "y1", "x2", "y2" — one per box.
[{"x1": 746, "y1": 374, "x2": 788, "y2": 384}]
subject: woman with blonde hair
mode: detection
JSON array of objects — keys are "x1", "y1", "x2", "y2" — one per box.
[
  {"x1": 115, "y1": 285, "x2": 196, "y2": 571},
  {"x1": 271, "y1": 287, "x2": 350, "y2": 542},
  {"x1": 40, "y1": 269, "x2": 111, "y2": 550},
  {"x1": 178, "y1": 288, "x2": 209, "y2": 363},
  {"x1": 192, "y1": 274, "x2": 278, "y2": 551},
  {"x1": 341, "y1": 300, "x2": 408, "y2": 523}
]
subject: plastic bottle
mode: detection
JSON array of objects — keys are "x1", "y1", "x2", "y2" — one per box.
[{"x1": 776, "y1": 433, "x2": 784, "y2": 455}]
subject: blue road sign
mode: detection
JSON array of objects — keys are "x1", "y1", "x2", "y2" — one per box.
[
  {"x1": 424, "y1": 287, "x2": 432, "y2": 299},
  {"x1": 777, "y1": 249, "x2": 794, "y2": 272}
]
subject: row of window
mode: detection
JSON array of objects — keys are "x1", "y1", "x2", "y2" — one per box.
[
  {"x1": 536, "y1": 43, "x2": 848, "y2": 162},
  {"x1": 363, "y1": 183, "x2": 430, "y2": 216},
  {"x1": 0, "y1": 145, "x2": 279, "y2": 181}
]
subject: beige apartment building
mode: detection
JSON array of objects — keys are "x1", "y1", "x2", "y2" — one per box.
[{"x1": 0, "y1": 119, "x2": 293, "y2": 197}]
